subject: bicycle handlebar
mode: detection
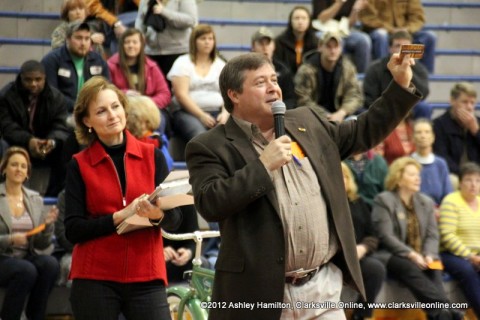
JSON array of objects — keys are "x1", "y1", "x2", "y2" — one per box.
[
  {"x1": 161, "y1": 229, "x2": 220, "y2": 243},
  {"x1": 162, "y1": 230, "x2": 221, "y2": 267}
]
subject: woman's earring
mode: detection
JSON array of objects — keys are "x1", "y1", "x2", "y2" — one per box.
[{"x1": 88, "y1": 127, "x2": 92, "y2": 133}]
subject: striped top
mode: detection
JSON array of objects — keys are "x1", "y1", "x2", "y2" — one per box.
[
  {"x1": 11, "y1": 209, "x2": 33, "y2": 258},
  {"x1": 439, "y1": 191, "x2": 480, "y2": 257}
]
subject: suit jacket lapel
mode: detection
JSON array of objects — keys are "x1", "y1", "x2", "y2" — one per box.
[
  {"x1": 0, "y1": 184, "x2": 12, "y2": 232},
  {"x1": 394, "y1": 194, "x2": 408, "y2": 242},
  {"x1": 413, "y1": 194, "x2": 426, "y2": 240},
  {"x1": 224, "y1": 118, "x2": 280, "y2": 214}
]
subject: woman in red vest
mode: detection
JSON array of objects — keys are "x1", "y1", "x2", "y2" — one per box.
[{"x1": 64, "y1": 76, "x2": 181, "y2": 320}]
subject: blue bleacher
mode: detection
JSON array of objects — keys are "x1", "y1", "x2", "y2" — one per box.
[{"x1": 0, "y1": 1, "x2": 479, "y2": 110}]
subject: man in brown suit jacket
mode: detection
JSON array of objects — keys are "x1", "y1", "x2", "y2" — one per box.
[{"x1": 185, "y1": 52, "x2": 420, "y2": 319}]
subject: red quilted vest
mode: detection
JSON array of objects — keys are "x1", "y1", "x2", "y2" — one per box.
[{"x1": 70, "y1": 131, "x2": 168, "y2": 284}]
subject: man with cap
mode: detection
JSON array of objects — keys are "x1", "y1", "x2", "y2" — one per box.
[
  {"x1": 294, "y1": 30, "x2": 363, "y2": 122},
  {"x1": 42, "y1": 21, "x2": 110, "y2": 113},
  {"x1": 251, "y1": 27, "x2": 297, "y2": 109}
]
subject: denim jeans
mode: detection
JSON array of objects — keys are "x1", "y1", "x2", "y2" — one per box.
[
  {"x1": 344, "y1": 30, "x2": 372, "y2": 73},
  {"x1": 370, "y1": 28, "x2": 390, "y2": 60},
  {"x1": 441, "y1": 252, "x2": 480, "y2": 317},
  {"x1": 0, "y1": 254, "x2": 60, "y2": 320},
  {"x1": 70, "y1": 279, "x2": 170, "y2": 320},
  {"x1": 172, "y1": 109, "x2": 220, "y2": 144},
  {"x1": 369, "y1": 28, "x2": 437, "y2": 73},
  {"x1": 413, "y1": 30, "x2": 437, "y2": 73}
]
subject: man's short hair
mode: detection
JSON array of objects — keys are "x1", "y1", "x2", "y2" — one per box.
[
  {"x1": 389, "y1": 30, "x2": 413, "y2": 47},
  {"x1": 450, "y1": 82, "x2": 477, "y2": 99},
  {"x1": 219, "y1": 53, "x2": 273, "y2": 113},
  {"x1": 20, "y1": 60, "x2": 45, "y2": 75},
  {"x1": 66, "y1": 21, "x2": 90, "y2": 38}
]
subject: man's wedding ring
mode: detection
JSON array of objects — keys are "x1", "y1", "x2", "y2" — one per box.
[{"x1": 287, "y1": 150, "x2": 292, "y2": 156}]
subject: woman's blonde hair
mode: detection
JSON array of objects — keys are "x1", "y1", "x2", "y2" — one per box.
[
  {"x1": 384, "y1": 157, "x2": 421, "y2": 191},
  {"x1": 125, "y1": 95, "x2": 161, "y2": 138},
  {"x1": 341, "y1": 162, "x2": 359, "y2": 201},
  {"x1": 74, "y1": 76, "x2": 128, "y2": 145},
  {"x1": 0, "y1": 146, "x2": 32, "y2": 180}
]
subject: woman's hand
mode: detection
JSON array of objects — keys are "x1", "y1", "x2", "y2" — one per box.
[
  {"x1": 135, "y1": 196, "x2": 165, "y2": 221},
  {"x1": 164, "y1": 246, "x2": 179, "y2": 262},
  {"x1": 216, "y1": 109, "x2": 229, "y2": 125},
  {"x1": 200, "y1": 113, "x2": 217, "y2": 129},
  {"x1": 11, "y1": 233, "x2": 28, "y2": 246},
  {"x1": 356, "y1": 244, "x2": 368, "y2": 260},
  {"x1": 408, "y1": 251, "x2": 428, "y2": 270},
  {"x1": 44, "y1": 205, "x2": 59, "y2": 225},
  {"x1": 91, "y1": 32, "x2": 105, "y2": 45},
  {"x1": 424, "y1": 255, "x2": 434, "y2": 265},
  {"x1": 113, "y1": 197, "x2": 143, "y2": 226},
  {"x1": 171, "y1": 248, "x2": 192, "y2": 266},
  {"x1": 126, "y1": 90, "x2": 141, "y2": 96},
  {"x1": 153, "y1": 1, "x2": 164, "y2": 14},
  {"x1": 353, "y1": 0, "x2": 368, "y2": 11},
  {"x1": 113, "y1": 194, "x2": 165, "y2": 226}
]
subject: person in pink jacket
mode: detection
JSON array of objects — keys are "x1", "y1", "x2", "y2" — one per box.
[{"x1": 108, "y1": 28, "x2": 171, "y2": 132}]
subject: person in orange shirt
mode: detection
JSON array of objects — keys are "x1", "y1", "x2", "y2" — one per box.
[
  {"x1": 84, "y1": 0, "x2": 140, "y2": 53},
  {"x1": 273, "y1": 6, "x2": 319, "y2": 75}
]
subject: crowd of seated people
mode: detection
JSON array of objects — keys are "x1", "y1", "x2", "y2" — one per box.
[{"x1": 0, "y1": 0, "x2": 480, "y2": 319}]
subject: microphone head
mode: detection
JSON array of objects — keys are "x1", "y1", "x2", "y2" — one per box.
[{"x1": 271, "y1": 100, "x2": 286, "y2": 115}]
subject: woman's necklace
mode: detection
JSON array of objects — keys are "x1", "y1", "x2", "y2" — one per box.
[
  {"x1": 8, "y1": 194, "x2": 23, "y2": 208},
  {"x1": 6, "y1": 192, "x2": 24, "y2": 218}
]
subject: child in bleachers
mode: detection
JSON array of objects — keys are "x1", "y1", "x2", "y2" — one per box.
[
  {"x1": 51, "y1": 0, "x2": 106, "y2": 56},
  {"x1": 126, "y1": 95, "x2": 173, "y2": 171}
]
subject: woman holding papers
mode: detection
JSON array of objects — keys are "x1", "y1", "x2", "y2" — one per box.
[
  {"x1": 65, "y1": 76, "x2": 182, "y2": 320},
  {"x1": 0, "y1": 146, "x2": 59, "y2": 320}
]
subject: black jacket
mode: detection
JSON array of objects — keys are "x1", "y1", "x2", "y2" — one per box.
[
  {"x1": 363, "y1": 56, "x2": 429, "y2": 109},
  {"x1": 433, "y1": 109, "x2": 480, "y2": 175},
  {"x1": 273, "y1": 28, "x2": 318, "y2": 75},
  {"x1": 0, "y1": 75, "x2": 69, "y2": 148},
  {"x1": 41, "y1": 45, "x2": 110, "y2": 112}
]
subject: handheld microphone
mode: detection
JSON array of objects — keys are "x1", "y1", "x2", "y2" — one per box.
[{"x1": 271, "y1": 100, "x2": 286, "y2": 138}]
